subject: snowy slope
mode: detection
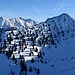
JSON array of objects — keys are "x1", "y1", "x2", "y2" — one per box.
[
  {"x1": 0, "y1": 35, "x2": 75, "y2": 75},
  {"x1": 26, "y1": 36, "x2": 75, "y2": 75}
]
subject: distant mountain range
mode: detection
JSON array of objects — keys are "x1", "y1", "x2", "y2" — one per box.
[{"x1": 0, "y1": 17, "x2": 39, "y2": 29}]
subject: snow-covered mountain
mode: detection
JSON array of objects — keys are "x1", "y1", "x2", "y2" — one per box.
[
  {"x1": 10, "y1": 17, "x2": 38, "y2": 28},
  {"x1": 44, "y1": 13, "x2": 75, "y2": 43},
  {"x1": 0, "y1": 17, "x2": 38, "y2": 29},
  {"x1": 0, "y1": 13, "x2": 75, "y2": 75},
  {"x1": 45, "y1": 13, "x2": 75, "y2": 32}
]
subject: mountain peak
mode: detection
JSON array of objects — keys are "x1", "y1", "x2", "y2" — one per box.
[
  {"x1": 0, "y1": 16, "x2": 7, "y2": 21},
  {"x1": 59, "y1": 13, "x2": 71, "y2": 18},
  {"x1": 60, "y1": 13, "x2": 69, "y2": 16},
  {"x1": 18, "y1": 17, "x2": 25, "y2": 21},
  {"x1": 0, "y1": 16, "x2": 3, "y2": 19},
  {"x1": 45, "y1": 13, "x2": 73, "y2": 22}
]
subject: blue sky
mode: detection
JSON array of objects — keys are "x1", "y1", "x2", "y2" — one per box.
[{"x1": 0, "y1": 0, "x2": 75, "y2": 22}]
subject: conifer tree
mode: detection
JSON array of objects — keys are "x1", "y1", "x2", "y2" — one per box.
[
  {"x1": 37, "y1": 68, "x2": 40, "y2": 75},
  {"x1": 12, "y1": 54, "x2": 15, "y2": 61},
  {"x1": 35, "y1": 47, "x2": 38, "y2": 52},
  {"x1": 29, "y1": 66, "x2": 32, "y2": 72},
  {"x1": 20, "y1": 59, "x2": 27, "y2": 74},
  {"x1": 31, "y1": 58, "x2": 35, "y2": 63},
  {"x1": 3, "y1": 39, "x2": 7, "y2": 49},
  {"x1": 38, "y1": 51, "x2": 42, "y2": 58}
]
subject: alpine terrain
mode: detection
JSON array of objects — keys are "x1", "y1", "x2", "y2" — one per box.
[{"x1": 0, "y1": 13, "x2": 75, "y2": 75}]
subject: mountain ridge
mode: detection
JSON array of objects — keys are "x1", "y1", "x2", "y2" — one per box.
[
  {"x1": 0, "y1": 13, "x2": 75, "y2": 29},
  {"x1": 0, "y1": 17, "x2": 39, "y2": 29}
]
